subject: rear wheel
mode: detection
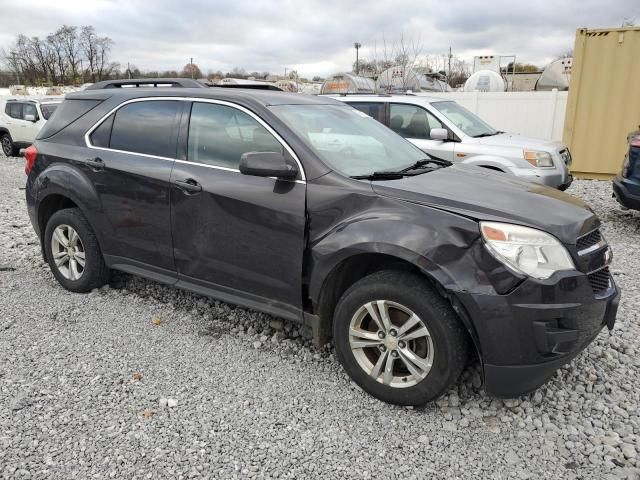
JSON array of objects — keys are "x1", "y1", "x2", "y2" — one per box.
[
  {"x1": 44, "y1": 208, "x2": 109, "y2": 292},
  {"x1": 333, "y1": 270, "x2": 469, "y2": 406},
  {"x1": 1, "y1": 133, "x2": 17, "y2": 157}
]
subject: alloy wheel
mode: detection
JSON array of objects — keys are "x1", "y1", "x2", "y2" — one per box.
[
  {"x1": 50, "y1": 224, "x2": 86, "y2": 280},
  {"x1": 348, "y1": 300, "x2": 434, "y2": 388}
]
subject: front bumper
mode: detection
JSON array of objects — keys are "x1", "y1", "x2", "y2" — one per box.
[
  {"x1": 510, "y1": 166, "x2": 573, "y2": 190},
  {"x1": 613, "y1": 175, "x2": 640, "y2": 211},
  {"x1": 456, "y1": 272, "x2": 620, "y2": 398}
]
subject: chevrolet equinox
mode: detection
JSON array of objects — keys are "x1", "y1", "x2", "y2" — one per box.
[{"x1": 25, "y1": 79, "x2": 620, "y2": 406}]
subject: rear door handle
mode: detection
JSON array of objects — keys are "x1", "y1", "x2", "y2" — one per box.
[
  {"x1": 174, "y1": 178, "x2": 202, "y2": 194},
  {"x1": 85, "y1": 157, "x2": 104, "y2": 171}
]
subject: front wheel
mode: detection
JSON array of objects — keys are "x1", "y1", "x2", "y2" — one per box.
[
  {"x1": 333, "y1": 270, "x2": 469, "y2": 406},
  {"x1": 44, "y1": 208, "x2": 109, "y2": 292}
]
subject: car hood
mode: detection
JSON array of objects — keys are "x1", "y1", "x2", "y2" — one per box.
[
  {"x1": 471, "y1": 132, "x2": 565, "y2": 151},
  {"x1": 371, "y1": 164, "x2": 597, "y2": 244}
]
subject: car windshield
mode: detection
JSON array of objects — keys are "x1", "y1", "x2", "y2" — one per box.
[
  {"x1": 40, "y1": 103, "x2": 60, "y2": 120},
  {"x1": 270, "y1": 104, "x2": 426, "y2": 177},
  {"x1": 431, "y1": 101, "x2": 498, "y2": 137}
]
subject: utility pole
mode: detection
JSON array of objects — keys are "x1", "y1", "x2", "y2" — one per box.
[
  {"x1": 190, "y1": 57, "x2": 194, "y2": 79},
  {"x1": 354, "y1": 42, "x2": 362, "y2": 75},
  {"x1": 447, "y1": 46, "x2": 452, "y2": 85},
  {"x1": 127, "y1": 62, "x2": 131, "y2": 79}
]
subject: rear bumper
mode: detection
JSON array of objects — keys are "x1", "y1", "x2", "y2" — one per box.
[
  {"x1": 457, "y1": 273, "x2": 620, "y2": 398},
  {"x1": 613, "y1": 175, "x2": 640, "y2": 210}
]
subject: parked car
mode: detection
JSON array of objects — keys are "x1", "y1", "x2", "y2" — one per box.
[
  {"x1": 331, "y1": 94, "x2": 573, "y2": 190},
  {"x1": 25, "y1": 80, "x2": 618, "y2": 405},
  {"x1": 0, "y1": 97, "x2": 62, "y2": 156},
  {"x1": 612, "y1": 128, "x2": 640, "y2": 210}
]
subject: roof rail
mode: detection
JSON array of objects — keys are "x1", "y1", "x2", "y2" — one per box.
[
  {"x1": 85, "y1": 78, "x2": 206, "y2": 90},
  {"x1": 209, "y1": 83, "x2": 284, "y2": 91}
]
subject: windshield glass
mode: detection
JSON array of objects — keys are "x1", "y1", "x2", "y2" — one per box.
[
  {"x1": 270, "y1": 104, "x2": 426, "y2": 176},
  {"x1": 40, "y1": 103, "x2": 60, "y2": 120},
  {"x1": 431, "y1": 101, "x2": 497, "y2": 137}
]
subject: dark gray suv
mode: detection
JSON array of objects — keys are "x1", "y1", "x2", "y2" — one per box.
[{"x1": 25, "y1": 79, "x2": 619, "y2": 405}]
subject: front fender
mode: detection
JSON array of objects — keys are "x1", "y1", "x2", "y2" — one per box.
[{"x1": 459, "y1": 154, "x2": 519, "y2": 172}]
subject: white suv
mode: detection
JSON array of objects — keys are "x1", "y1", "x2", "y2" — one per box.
[
  {"x1": 332, "y1": 95, "x2": 573, "y2": 190},
  {"x1": 1, "y1": 98, "x2": 62, "y2": 156}
]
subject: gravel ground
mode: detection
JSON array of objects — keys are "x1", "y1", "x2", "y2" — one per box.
[{"x1": 1, "y1": 154, "x2": 639, "y2": 479}]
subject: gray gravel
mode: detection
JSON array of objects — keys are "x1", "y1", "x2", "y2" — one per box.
[{"x1": 1, "y1": 154, "x2": 639, "y2": 479}]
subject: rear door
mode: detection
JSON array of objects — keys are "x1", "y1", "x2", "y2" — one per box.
[
  {"x1": 170, "y1": 100, "x2": 307, "y2": 315},
  {"x1": 5, "y1": 102, "x2": 26, "y2": 142},
  {"x1": 84, "y1": 99, "x2": 182, "y2": 273},
  {"x1": 388, "y1": 103, "x2": 456, "y2": 162}
]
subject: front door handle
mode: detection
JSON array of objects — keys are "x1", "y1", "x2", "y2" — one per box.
[
  {"x1": 174, "y1": 178, "x2": 202, "y2": 194},
  {"x1": 85, "y1": 157, "x2": 104, "y2": 171}
]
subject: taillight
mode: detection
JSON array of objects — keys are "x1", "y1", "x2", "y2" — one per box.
[{"x1": 24, "y1": 145, "x2": 37, "y2": 175}]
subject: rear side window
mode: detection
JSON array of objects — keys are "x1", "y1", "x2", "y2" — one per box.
[
  {"x1": 110, "y1": 101, "x2": 180, "y2": 157},
  {"x1": 6, "y1": 103, "x2": 23, "y2": 119},
  {"x1": 90, "y1": 113, "x2": 114, "y2": 148},
  {"x1": 187, "y1": 102, "x2": 282, "y2": 169},
  {"x1": 37, "y1": 99, "x2": 101, "y2": 139},
  {"x1": 23, "y1": 103, "x2": 38, "y2": 120},
  {"x1": 349, "y1": 102, "x2": 386, "y2": 124}
]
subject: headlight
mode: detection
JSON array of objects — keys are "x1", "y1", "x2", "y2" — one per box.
[
  {"x1": 524, "y1": 150, "x2": 554, "y2": 168},
  {"x1": 480, "y1": 222, "x2": 575, "y2": 279}
]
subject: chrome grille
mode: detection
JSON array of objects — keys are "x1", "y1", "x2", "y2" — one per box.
[
  {"x1": 577, "y1": 229, "x2": 602, "y2": 253},
  {"x1": 588, "y1": 267, "x2": 611, "y2": 294}
]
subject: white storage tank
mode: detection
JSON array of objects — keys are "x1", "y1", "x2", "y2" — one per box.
[
  {"x1": 535, "y1": 58, "x2": 572, "y2": 91},
  {"x1": 463, "y1": 70, "x2": 506, "y2": 92}
]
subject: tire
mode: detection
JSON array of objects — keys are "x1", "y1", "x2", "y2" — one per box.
[
  {"x1": 44, "y1": 208, "x2": 109, "y2": 292},
  {"x1": 1, "y1": 133, "x2": 18, "y2": 157},
  {"x1": 333, "y1": 270, "x2": 469, "y2": 406}
]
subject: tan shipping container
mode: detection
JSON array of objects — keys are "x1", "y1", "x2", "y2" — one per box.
[{"x1": 563, "y1": 26, "x2": 640, "y2": 179}]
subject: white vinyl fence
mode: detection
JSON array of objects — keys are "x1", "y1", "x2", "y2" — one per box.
[{"x1": 426, "y1": 90, "x2": 568, "y2": 142}]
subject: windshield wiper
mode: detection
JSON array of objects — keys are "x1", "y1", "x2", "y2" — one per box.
[
  {"x1": 399, "y1": 158, "x2": 452, "y2": 172},
  {"x1": 350, "y1": 158, "x2": 451, "y2": 181},
  {"x1": 473, "y1": 132, "x2": 500, "y2": 138},
  {"x1": 350, "y1": 171, "x2": 406, "y2": 180}
]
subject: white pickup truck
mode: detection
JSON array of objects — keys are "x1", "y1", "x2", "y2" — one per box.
[{"x1": 1, "y1": 98, "x2": 62, "y2": 157}]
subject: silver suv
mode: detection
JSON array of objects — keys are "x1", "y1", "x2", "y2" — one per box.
[
  {"x1": 1, "y1": 98, "x2": 62, "y2": 157},
  {"x1": 333, "y1": 95, "x2": 573, "y2": 190}
]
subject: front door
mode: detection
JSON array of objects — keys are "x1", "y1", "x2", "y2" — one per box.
[
  {"x1": 170, "y1": 101, "x2": 306, "y2": 313},
  {"x1": 388, "y1": 103, "x2": 456, "y2": 162}
]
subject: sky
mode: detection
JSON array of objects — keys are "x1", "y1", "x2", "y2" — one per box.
[{"x1": 0, "y1": 0, "x2": 638, "y2": 78}]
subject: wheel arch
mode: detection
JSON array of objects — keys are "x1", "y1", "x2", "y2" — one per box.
[
  {"x1": 310, "y1": 247, "x2": 483, "y2": 362},
  {"x1": 34, "y1": 164, "x2": 103, "y2": 261}
]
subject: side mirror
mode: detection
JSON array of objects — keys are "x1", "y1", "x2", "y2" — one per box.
[
  {"x1": 24, "y1": 114, "x2": 37, "y2": 122},
  {"x1": 430, "y1": 128, "x2": 449, "y2": 141},
  {"x1": 239, "y1": 151, "x2": 298, "y2": 180}
]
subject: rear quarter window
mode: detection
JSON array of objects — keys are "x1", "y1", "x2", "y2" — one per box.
[{"x1": 37, "y1": 99, "x2": 102, "y2": 140}]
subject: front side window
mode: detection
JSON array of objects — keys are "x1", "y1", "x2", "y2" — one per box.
[
  {"x1": 23, "y1": 103, "x2": 38, "y2": 121},
  {"x1": 271, "y1": 104, "x2": 425, "y2": 177},
  {"x1": 348, "y1": 102, "x2": 385, "y2": 124},
  {"x1": 110, "y1": 101, "x2": 180, "y2": 157},
  {"x1": 389, "y1": 104, "x2": 444, "y2": 140},
  {"x1": 188, "y1": 102, "x2": 283, "y2": 169},
  {"x1": 431, "y1": 101, "x2": 497, "y2": 137}
]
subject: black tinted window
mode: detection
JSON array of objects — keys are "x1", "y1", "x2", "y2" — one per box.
[
  {"x1": 188, "y1": 102, "x2": 282, "y2": 169},
  {"x1": 110, "y1": 101, "x2": 180, "y2": 157},
  {"x1": 40, "y1": 103, "x2": 59, "y2": 120},
  {"x1": 90, "y1": 113, "x2": 114, "y2": 148},
  {"x1": 37, "y1": 99, "x2": 101, "y2": 139},
  {"x1": 349, "y1": 102, "x2": 385, "y2": 123}
]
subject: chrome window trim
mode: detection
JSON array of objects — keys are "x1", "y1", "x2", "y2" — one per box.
[{"x1": 83, "y1": 96, "x2": 307, "y2": 182}]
